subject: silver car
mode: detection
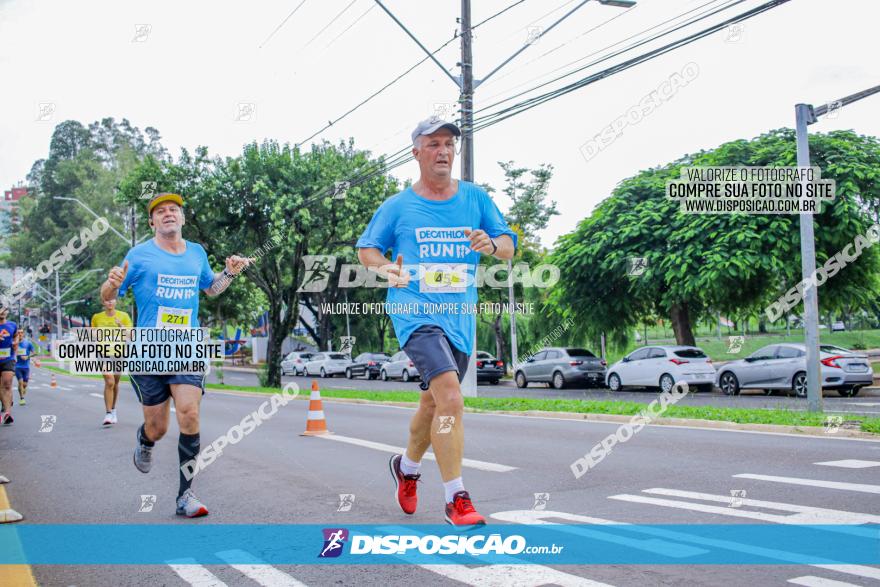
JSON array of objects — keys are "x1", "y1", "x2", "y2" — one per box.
[
  {"x1": 515, "y1": 347, "x2": 606, "y2": 389},
  {"x1": 280, "y1": 351, "x2": 314, "y2": 376},
  {"x1": 303, "y1": 352, "x2": 352, "y2": 378},
  {"x1": 380, "y1": 351, "x2": 421, "y2": 382},
  {"x1": 715, "y1": 343, "x2": 872, "y2": 398}
]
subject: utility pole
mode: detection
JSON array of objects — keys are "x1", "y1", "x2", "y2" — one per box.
[
  {"x1": 129, "y1": 204, "x2": 138, "y2": 325},
  {"x1": 54, "y1": 270, "x2": 62, "y2": 339}
]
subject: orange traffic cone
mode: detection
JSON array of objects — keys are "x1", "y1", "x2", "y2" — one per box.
[
  {"x1": 50, "y1": 374, "x2": 57, "y2": 389},
  {"x1": 301, "y1": 380, "x2": 331, "y2": 436}
]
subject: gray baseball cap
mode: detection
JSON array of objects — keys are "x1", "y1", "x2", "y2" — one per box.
[{"x1": 411, "y1": 116, "x2": 461, "y2": 145}]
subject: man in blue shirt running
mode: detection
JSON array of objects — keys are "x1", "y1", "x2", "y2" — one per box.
[
  {"x1": 13, "y1": 330, "x2": 35, "y2": 406},
  {"x1": 100, "y1": 192, "x2": 251, "y2": 518},
  {"x1": 0, "y1": 305, "x2": 19, "y2": 424},
  {"x1": 357, "y1": 116, "x2": 517, "y2": 525}
]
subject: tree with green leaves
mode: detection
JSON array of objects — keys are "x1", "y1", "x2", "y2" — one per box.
[{"x1": 549, "y1": 129, "x2": 880, "y2": 348}]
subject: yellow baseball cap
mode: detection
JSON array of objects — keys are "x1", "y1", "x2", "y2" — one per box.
[{"x1": 147, "y1": 192, "x2": 184, "y2": 214}]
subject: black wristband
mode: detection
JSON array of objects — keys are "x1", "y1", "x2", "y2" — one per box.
[
  {"x1": 222, "y1": 269, "x2": 235, "y2": 280},
  {"x1": 490, "y1": 238, "x2": 498, "y2": 255}
]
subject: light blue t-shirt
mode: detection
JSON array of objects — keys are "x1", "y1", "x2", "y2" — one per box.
[
  {"x1": 15, "y1": 339, "x2": 34, "y2": 367},
  {"x1": 118, "y1": 239, "x2": 215, "y2": 328},
  {"x1": 356, "y1": 181, "x2": 517, "y2": 354}
]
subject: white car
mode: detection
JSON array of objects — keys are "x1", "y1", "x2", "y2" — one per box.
[
  {"x1": 280, "y1": 351, "x2": 314, "y2": 376},
  {"x1": 380, "y1": 351, "x2": 421, "y2": 382},
  {"x1": 303, "y1": 352, "x2": 351, "y2": 378},
  {"x1": 606, "y1": 345, "x2": 716, "y2": 393}
]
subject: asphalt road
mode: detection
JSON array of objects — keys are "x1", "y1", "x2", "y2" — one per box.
[
  {"x1": 214, "y1": 368, "x2": 880, "y2": 417},
  {"x1": 1, "y1": 367, "x2": 879, "y2": 586}
]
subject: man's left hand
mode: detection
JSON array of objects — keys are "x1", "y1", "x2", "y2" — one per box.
[
  {"x1": 464, "y1": 229, "x2": 495, "y2": 255},
  {"x1": 225, "y1": 255, "x2": 254, "y2": 276}
]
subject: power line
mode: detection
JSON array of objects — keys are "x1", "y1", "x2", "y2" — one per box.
[
  {"x1": 324, "y1": 2, "x2": 377, "y2": 50},
  {"x1": 296, "y1": 0, "x2": 532, "y2": 148},
  {"x1": 300, "y1": 0, "x2": 360, "y2": 51},
  {"x1": 259, "y1": 0, "x2": 309, "y2": 49}
]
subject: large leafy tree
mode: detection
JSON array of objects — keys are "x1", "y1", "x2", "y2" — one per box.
[{"x1": 549, "y1": 129, "x2": 880, "y2": 347}]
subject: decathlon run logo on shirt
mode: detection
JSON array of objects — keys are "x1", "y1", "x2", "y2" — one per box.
[
  {"x1": 416, "y1": 226, "x2": 472, "y2": 259},
  {"x1": 156, "y1": 274, "x2": 198, "y2": 300}
]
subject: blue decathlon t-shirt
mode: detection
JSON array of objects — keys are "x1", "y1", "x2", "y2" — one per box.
[
  {"x1": 0, "y1": 321, "x2": 18, "y2": 364},
  {"x1": 118, "y1": 239, "x2": 215, "y2": 328},
  {"x1": 15, "y1": 339, "x2": 34, "y2": 367},
  {"x1": 356, "y1": 181, "x2": 517, "y2": 354}
]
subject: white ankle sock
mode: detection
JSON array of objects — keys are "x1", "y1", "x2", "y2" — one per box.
[
  {"x1": 443, "y1": 477, "x2": 465, "y2": 503},
  {"x1": 400, "y1": 454, "x2": 421, "y2": 476}
]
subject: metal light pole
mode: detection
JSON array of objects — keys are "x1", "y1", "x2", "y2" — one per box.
[{"x1": 794, "y1": 84, "x2": 880, "y2": 412}]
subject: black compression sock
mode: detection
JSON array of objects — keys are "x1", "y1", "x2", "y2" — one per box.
[
  {"x1": 178, "y1": 432, "x2": 200, "y2": 498},
  {"x1": 138, "y1": 424, "x2": 155, "y2": 447}
]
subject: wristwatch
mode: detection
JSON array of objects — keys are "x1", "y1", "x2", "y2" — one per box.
[
  {"x1": 222, "y1": 268, "x2": 236, "y2": 280},
  {"x1": 489, "y1": 238, "x2": 498, "y2": 255}
]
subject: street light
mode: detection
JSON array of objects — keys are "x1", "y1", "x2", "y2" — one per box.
[{"x1": 599, "y1": 0, "x2": 637, "y2": 7}]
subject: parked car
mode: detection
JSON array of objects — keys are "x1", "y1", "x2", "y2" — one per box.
[
  {"x1": 515, "y1": 347, "x2": 606, "y2": 389},
  {"x1": 476, "y1": 351, "x2": 504, "y2": 384},
  {"x1": 303, "y1": 352, "x2": 352, "y2": 378},
  {"x1": 280, "y1": 351, "x2": 314, "y2": 376},
  {"x1": 831, "y1": 321, "x2": 846, "y2": 332},
  {"x1": 715, "y1": 343, "x2": 872, "y2": 398},
  {"x1": 380, "y1": 351, "x2": 420, "y2": 382},
  {"x1": 606, "y1": 346, "x2": 715, "y2": 393},
  {"x1": 346, "y1": 353, "x2": 391, "y2": 379}
]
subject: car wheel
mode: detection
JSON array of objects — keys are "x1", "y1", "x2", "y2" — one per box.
[
  {"x1": 607, "y1": 373, "x2": 622, "y2": 392},
  {"x1": 551, "y1": 371, "x2": 566, "y2": 390},
  {"x1": 719, "y1": 371, "x2": 740, "y2": 396},
  {"x1": 515, "y1": 371, "x2": 528, "y2": 388},
  {"x1": 320, "y1": 367, "x2": 327, "y2": 378},
  {"x1": 837, "y1": 386, "x2": 860, "y2": 398},
  {"x1": 304, "y1": 367, "x2": 310, "y2": 377},
  {"x1": 659, "y1": 373, "x2": 675, "y2": 394},
  {"x1": 402, "y1": 370, "x2": 411, "y2": 382},
  {"x1": 792, "y1": 371, "x2": 808, "y2": 398},
  {"x1": 380, "y1": 369, "x2": 388, "y2": 382},
  {"x1": 345, "y1": 368, "x2": 352, "y2": 379}
]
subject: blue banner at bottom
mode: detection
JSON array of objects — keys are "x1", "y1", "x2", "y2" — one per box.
[{"x1": 1, "y1": 524, "x2": 877, "y2": 565}]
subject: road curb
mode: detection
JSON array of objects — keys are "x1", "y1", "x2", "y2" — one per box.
[{"x1": 310, "y1": 397, "x2": 880, "y2": 439}]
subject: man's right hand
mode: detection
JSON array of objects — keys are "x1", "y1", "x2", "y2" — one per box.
[
  {"x1": 381, "y1": 254, "x2": 410, "y2": 288},
  {"x1": 106, "y1": 260, "x2": 128, "y2": 289}
]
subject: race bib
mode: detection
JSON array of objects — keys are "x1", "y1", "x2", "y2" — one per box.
[
  {"x1": 419, "y1": 264, "x2": 468, "y2": 294},
  {"x1": 0, "y1": 348, "x2": 10, "y2": 358},
  {"x1": 156, "y1": 306, "x2": 193, "y2": 329}
]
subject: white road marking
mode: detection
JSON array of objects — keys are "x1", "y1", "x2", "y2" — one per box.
[
  {"x1": 316, "y1": 434, "x2": 517, "y2": 472},
  {"x1": 788, "y1": 576, "x2": 861, "y2": 586},
  {"x1": 842, "y1": 402, "x2": 880, "y2": 406},
  {"x1": 733, "y1": 474, "x2": 880, "y2": 494},
  {"x1": 89, "y1": 393, "x2": 103, "y2": 398},
  {"x1": 420, "y1": 564, "x2": 614, "y2": 586},
  {"x1": 167, "y1": 558, "x2": 229, "y2": 586},
  {"x1": 214, "y1": 550, "x2": 307, "y2": 586},
  {"x1": 632, "y1": 487, "x2": 880, "y2": 524},
  {"x1": 814, "y1": 459, "x2": 880, "y2": 468},
  {"x1": 609, "y1": 488, "x2": 880, "y2": 525},
  {"x1": 813, "y1": 565, "x2": 880, "y2": 581}
]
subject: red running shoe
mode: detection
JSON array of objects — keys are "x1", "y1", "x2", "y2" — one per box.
[
  {"x1": 2, "y1": 411, "x2": 13, "y2": 425},
  {"x1": 389, "y1": 454, "x2": 420, "y2": 514},
  {"x1": 445, "y1": 491, "x2": 486, "y2": 526}
]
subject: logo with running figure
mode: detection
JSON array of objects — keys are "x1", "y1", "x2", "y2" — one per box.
[
  {"x1": 319, "y1": 528, "x2": 349, "y2": 558},
  {"x1": 298, "y1": 255, "x2": 338, "y2": 293},
  {"x1": 39, "y1": 415, "x2": 57, "y2": 432}
]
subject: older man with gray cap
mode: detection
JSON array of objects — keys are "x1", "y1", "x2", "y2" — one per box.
[{"x1": 357, "y1": 116, "x2": 517, "y2": 525}]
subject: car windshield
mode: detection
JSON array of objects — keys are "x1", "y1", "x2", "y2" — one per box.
[
  {"x1": 327, "y1": 353, "x2": 347, "y2": 360},
  {"x1": 674, "y1": 349, "x2": 707, "y2": 358},
  {"x1": 566, "y1": 348, "x2": 596, "y2": 357},
  {"x1": 476, "y1": 352, "x2": 492, "y2": 359},
  {"x1": 372, "y1": 354, "x2": 390, "y2": 360},
  {"x1": 820, "y1": 345, "x2": 852, "y2": 354}
]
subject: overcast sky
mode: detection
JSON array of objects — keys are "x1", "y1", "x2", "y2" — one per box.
[{"x1": 1, "y1": 0, "x2": 877, "y2": 248}]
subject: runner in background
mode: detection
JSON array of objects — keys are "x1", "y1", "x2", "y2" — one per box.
[
  {"x1": 13, "y1": 329, "x2": 35, "y2": 406},
  {"x1": 0, "y1": 305, "x2": 20, "y2": 424},
  {"x1": 91, "y1": 298, "x2": 133, "y2": 425}
]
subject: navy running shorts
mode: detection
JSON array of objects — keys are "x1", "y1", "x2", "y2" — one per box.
[
  {"x1": 14, "y1": 367, "x2": 29, "y2": 382},
  {"x1": 0, "y1": 359, "x2": 14, "y2": 374},
  {"x1": 403, "y1": 324, "x2": 470, "y2": 391},
  {"x1": 130, "y1": 373, "x2": 206, "y2": 407}
]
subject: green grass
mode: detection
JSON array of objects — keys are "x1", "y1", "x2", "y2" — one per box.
[{"x1": 42, "y1": 366, "x2": 880, "y2": 434}]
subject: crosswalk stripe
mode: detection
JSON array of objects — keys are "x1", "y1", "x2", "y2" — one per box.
[
  {"x1": 316, "y1": 434, "x2": 517, "y2": 472},
  {"x1": 733, "y1": 474, "x2": 880, "y2": 494},
  {"x1": 636, "y1": 488, "x2": 880, "y2": 524},
  {"x1": 214, "y1": 550, "x2": 308, "y2": 586},
  {"x1": 814, "y1": 459, "x2": 880, "y2": 468},
  {"x1": 167, "y1": 558, "x2": 228, "y2": 586},
  {"x1": 89, "y1": 393, "x2": 102, "y2": 398},
  {"x1": 788, "y1": 576, "x2": 861, "y2": 586},
  {"x1": 420, "y1": 564, "x2": 614, "y2": 586},
  {"x1": 813, "y1": 565, "x2": 880, "y2": 581}
]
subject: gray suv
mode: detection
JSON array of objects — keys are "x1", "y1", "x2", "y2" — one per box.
[{"x1": 515, "y1": 347, "x2": 606, "y2": 389}]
